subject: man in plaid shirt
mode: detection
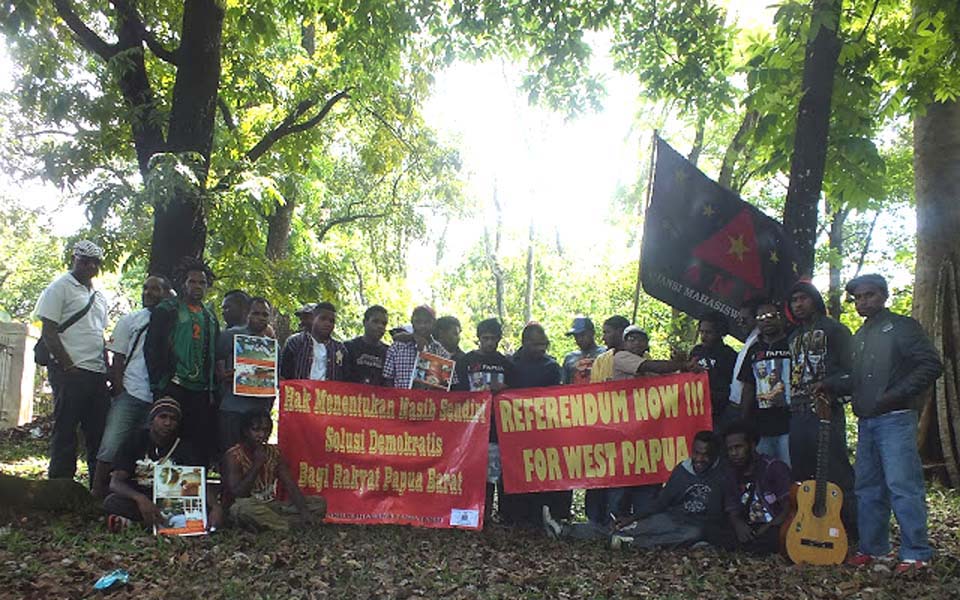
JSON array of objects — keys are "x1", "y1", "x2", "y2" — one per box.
[{"x1": 383, "y1": 305, "x2": 456, "y2": 388}]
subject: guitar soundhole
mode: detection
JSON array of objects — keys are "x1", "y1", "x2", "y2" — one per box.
[
  {"x1": 803, "y1": 485, "x2": 810, "y2": 492},
  {"x1": 800, "y1": 539, "x2": 835, "y2": 549},
  {"x1": 831, "y1": 490, "x2": 838, "y2": 497}
]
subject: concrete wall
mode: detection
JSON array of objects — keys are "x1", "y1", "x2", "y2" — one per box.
[{"x1": 0, "y1": 322, "x2": 39, "y2": 429}]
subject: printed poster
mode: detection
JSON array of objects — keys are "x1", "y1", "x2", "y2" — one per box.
[
  {"x1": 410, "y1": 351, "x2": 456, "y2": 391},
  {"x1": 234, "y1": 334, "x2": 278, "y2": 397},
  {"x1": 153, "y1": 464, "x2": 207, "y2": 536}
]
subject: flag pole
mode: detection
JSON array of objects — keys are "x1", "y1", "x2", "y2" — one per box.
[{"x1": 632, "y1": 130, "x2": 658, "y2": 323}]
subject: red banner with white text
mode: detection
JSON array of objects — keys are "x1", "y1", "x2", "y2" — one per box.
[
  {"x1": 279, "y1": 380, "x2": 490, "y2": 530},
  {"x1": 496, "y1": 373, "x2": 712, "y2": 493}
]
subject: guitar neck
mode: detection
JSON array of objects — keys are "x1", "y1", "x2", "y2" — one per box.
[{"x1": 813, "y1": 412, "x2": 831, "y2": 515}]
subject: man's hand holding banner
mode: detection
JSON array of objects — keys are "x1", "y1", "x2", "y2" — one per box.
[{"x1": 279, "y1": 373, "x2": 713, "y2": 529}]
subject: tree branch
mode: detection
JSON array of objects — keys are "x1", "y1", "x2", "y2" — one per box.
[
  {"x1": 316, "y1": 212, "x2": 386, "y2": 243},
  {"x1": 218, "y1": 97, "x2": 236, "y2": 131},
  {"x1": 853, "y1": 211, "x2": 879, "y2": 277},
  {"x1": 110, "y1": 0, "x2": 179, "y2": 64},
  {"x1": 209, "y1": 89, "x2": 350, "y2": 192},
  {"x1": 246, "y1": 90, "x2": 350, "y2": 163},
  {"x1": 854, "y1": 0, "x2": 881, "y2": 43},
  {"x1": 53, "y1": 0, "x2": 117, "y2": 61}
]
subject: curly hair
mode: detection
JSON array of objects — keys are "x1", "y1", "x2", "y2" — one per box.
[{"x1": 172, "y1": 257, "x2": 215, "y2": 289}]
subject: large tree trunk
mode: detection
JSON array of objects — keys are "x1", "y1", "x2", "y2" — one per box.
[
  {"x1": 914, "y1": 101, "x2": 960, "y2": 472},
  {"x1": 266, "y1": 186, "x2": 296, "y2": 261},
  {"x1": 782, "y1": 0, "x2": 842, "y2": 277},
  {"x1": 913, "y1": 102, "x2": 960, "y2": 334},
  {"x1": 827, "y1": 206, "x2": 848, "y2": 319},
  {"x1": 114, "y1": 14, "x2": 166, "y2": 177},
  {"x1": 147, "y1": 0, "x2": 224, "y2": 278}
]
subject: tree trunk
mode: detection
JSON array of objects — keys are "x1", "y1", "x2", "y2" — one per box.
[
  {"x1": 913, "y1": 100, "x2": 960, "y2": 466},
  {"x1": 266, "y1": 194, "x2": 295, "y2": 261},
  {"x1": 114, "y1": 14, "x2": 165, "y2": 177},
  {"x1": 913, "y1": 101, "x2": 960, "y2": 333},
  {"x1": 147, "y1": 0, "x2": 224, "y2": 278},
  {"x1": 485, "y1": 183, "x2": 506, "y2": 325},
  {"x1": 827, "y1": 206, "x2": 848, "y2": 319},
  {"x1": 523, "y1": 221, "x2": 535, "y2": 324},
  {"x1": 781, "y1": 0, "x2": 842, "y2": 278}
]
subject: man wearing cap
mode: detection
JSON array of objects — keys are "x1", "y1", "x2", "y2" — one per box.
[
  {"x1": 613, "y1": 325, "x2": 687, "y2": 379},
  {"x1": 561, "y1": 317, "x2": 605, "y2": 385},
  {"x1": 294, "y1": 303, "x2": 317, "y2": 334},
  {"x1": 787, "y1": 279, "x2": 857, "y2": 537},
  {"x1": 34, "y1": 240, "x2": 110, "y2": 484},
  {"x1": 822, "y1": 274, "x2": 942, "y2": 572},
  {"x1": 104, "y1": 398, "x2": 223, "y2": 531}
]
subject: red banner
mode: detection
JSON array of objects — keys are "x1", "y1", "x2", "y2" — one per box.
[
  {"x1": 496, "y1": 373, "x2": 713, "y2": 493},
  {"x1": 279, "y1": 380, "x2": 490, "y2": 530}
]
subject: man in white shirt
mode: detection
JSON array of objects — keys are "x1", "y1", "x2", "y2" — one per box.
[
  {"x1": 34, "y1": 240, "x2": 110, "y2": 484},
  {"x1": 91, "y1": 275, "x2": 173, "y2": 498},
  {"x1": 726, "y1": 301, "x2": 761, "y2": 429}
]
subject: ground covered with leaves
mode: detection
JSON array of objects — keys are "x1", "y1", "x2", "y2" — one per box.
[{"x1": 2, "y1": 420, "x2": 959, "y2": 600}]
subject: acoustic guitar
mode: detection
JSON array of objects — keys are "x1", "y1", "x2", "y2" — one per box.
[{"x1": 781, "y1": 392, "x2": 848, "y2": 565}]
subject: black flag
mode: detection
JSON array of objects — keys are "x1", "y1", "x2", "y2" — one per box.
[{"x1": 641, "y1": 136, "x2": 798, "y2": 340}]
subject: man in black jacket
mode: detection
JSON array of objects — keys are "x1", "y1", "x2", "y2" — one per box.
[
  {"x1": 823, "y1": 274, "x2": 942, "y2": 573},
  {"x1": 787, "y1": 280, "x2": 857, "y2": 537}
]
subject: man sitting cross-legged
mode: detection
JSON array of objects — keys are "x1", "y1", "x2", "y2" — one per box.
[
  {"x1": 103, "y1": 398, "x2": 223, "y2": 531},
  {"x1": 222, "y1": 412, "x2": 326, "y2": 531},
  {"x1": 721, "y1": 419, "x2": 794, "y2": 555},
  {"x1": 542, "y1": 430, "x2": 729, "y2": 549}
]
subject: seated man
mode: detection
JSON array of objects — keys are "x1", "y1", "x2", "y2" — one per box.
[
  {"x1": 222, "y1": 412, "x2": 326, "y2": 531},
  {"x1": 104, "y1": 398, "x2": 223, "y2": 531},
  {"x1": 542, "y1": 430, "x2": 728, "y2": 549},
  {"x1": 722, "y1": 420, "x2": 794, "y2": 554}
]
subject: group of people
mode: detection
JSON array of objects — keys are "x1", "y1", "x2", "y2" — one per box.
[{"x1": 34, "y1": 241, "x2": 943, "y2": 573}]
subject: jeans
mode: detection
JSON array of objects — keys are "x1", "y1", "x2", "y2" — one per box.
[
  {"x1": 614, "y1": 512, "x2": 703, "y2": 549},
  {"x1": 757, "y1": 433, "x2": 791, "y2": 466},
  {"x1": 855, "y1": 410, "x2": 931, "y2": 561},
  {"x1": 789, "y1": 400, "x2": 857, "y2": 538},
  {"x1": 48, "y1": 367, "x2": 108, "y2": 484},
  {"x1": 586, "y1": 485, "x2": 659, "y2": 527},
  {"x1": 97, "y1": 392, "x2": 151, "y2": 462}
]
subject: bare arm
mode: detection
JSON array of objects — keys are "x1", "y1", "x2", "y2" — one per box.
[
  {"x1": 638, "y1": 359, "x2": 684, "y2": 374},
  {"x1": 108, "y1": 470, "x2": 164, "y2": 525},
  {"x1": 109, "y1": 352, "x2": 127, "y2": 396},
  {"x1": 223, "y1": 447, "x2": 267, "y2": 499},
  {"x1": 41, "y1": 318, "x2": 74, "y2": 370}
]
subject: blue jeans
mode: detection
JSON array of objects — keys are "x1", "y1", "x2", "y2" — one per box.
[
  {"x1": 855, "y1": 410, "x2": 931, "y2": 561},
  {"x1": 757, "y1": 433, "x2": 791, "y2": 466},
  {"x1": 96, "y1": 391, "x2": 151, "y2": 462}
]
